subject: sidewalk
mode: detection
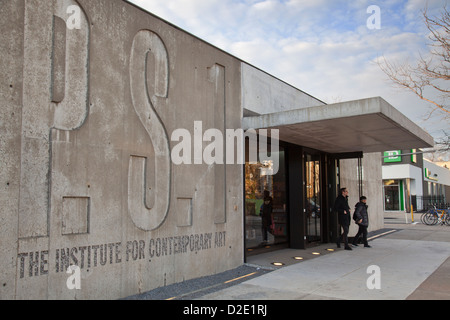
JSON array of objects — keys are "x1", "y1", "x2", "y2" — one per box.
[{"x1": 199, "y1": 223, "x2": 450, "y2": 300}]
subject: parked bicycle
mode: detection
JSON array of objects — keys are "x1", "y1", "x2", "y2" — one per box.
[{"x1": 421, "y1": 206, "x2": 450, "y2": 226}]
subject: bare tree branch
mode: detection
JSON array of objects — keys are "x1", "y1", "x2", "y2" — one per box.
[{"x1": 378, "y1": 3, "x2": 450, "y2": 119}]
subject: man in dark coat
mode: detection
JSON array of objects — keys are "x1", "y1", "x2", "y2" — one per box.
[
  {"x1": 334, "y1": 187, "x2": 352, "y2": 250},
  {"x1": 352, "y1": 196, "x2": 371, "y2": 248}
]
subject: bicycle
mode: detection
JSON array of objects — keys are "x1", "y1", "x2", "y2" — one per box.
[
  {"x1": 421, "y1": 206, "x2": 450, "y2": 226},
  {"x1": 421, "y1": 206, "x2": 435, "y2": 225},
  {"x1": 421, "y1": 206, "x2": 438, "y2": 225},
  {"x1": 442, "y1": 208, "x2": 450, "y2": 226}
]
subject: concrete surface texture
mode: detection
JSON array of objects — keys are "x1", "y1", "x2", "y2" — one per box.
[
  {"x1": 242, "y1": 97, "x2": 434, "y2": 154},
  {"x1": 340, "y1": 153, "x2": 384, "y2": 236},
  {"x1": 241, "y1": 62, "x2": 326, "y2": 115},
  {"x1": 1, "y1": 0, "x2": 243, "y2": 299},
  {"x1": 200, "y1": 223, "x2": 450, "y2": 300},
  {"x1": 0, "y1": 0, "x2": 438, "y2": 301}
]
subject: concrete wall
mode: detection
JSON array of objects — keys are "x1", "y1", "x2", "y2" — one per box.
[
  {"x1": 1, "y1": 0, "x2": 243, "y2": 299},
  {"x1": 339, "y1": 153, "x2": 384, "y2": 236},
  {"x1": 241, "y1": 63, "x2": 325, "y2": 115}
]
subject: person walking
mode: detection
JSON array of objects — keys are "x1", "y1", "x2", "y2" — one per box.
[
  {"x1": 334, "y1": 187, "x2": 352, "y2": 250},
  {"x1": 352, "y1": 196, "x2": 371, "y2": 248}
]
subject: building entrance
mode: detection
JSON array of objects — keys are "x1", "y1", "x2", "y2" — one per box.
[
  {"x1": 244, "y1": 146, "x2": 288, "y2": 254},
  {"x1": 243, "y1": 141, "x2": 350, "y2": 258}
]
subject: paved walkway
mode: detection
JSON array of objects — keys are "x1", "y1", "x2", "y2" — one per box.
[
  {"x1": 407, "y1": 256, "x2": 450, "y2": 300},
  {"x1": 126, "y1": 221, "x2": 450, "y2": 300},
  {"x1": 199, "y1": 223, "x2": 450, "y2": 300}
]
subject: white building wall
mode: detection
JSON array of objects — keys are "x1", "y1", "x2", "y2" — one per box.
[
  {"x1": 382, "y1": 164, "x2": 423, "y2": 197},
  {"x1": 424, "y1": 159, "x2": 450, "y2": 186}
]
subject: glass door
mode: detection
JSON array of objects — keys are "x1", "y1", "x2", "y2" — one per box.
[
  {"x1": 305, "y1": 153, "x2": 321, "y2": 243},
  {"x1": 384, "y1": 179, "x2": 400, "y2": 211},
  {"x1": 244, "y1": 146, "x2": 287, "y2": 252}
]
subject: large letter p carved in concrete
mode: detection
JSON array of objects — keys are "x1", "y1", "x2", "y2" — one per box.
[{"x1": 128, "y1": 30, "x2": 171, "y2": 231}]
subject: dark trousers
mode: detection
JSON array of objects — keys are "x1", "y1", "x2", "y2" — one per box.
[
  {"x1": 338, "y1": 224, "x2": 349, "y2": 247},
  {"x1": 262, "y1": 218, "x2": 270, "y2": 241},
  {"x1": 353, "y1": 225, "x2": 368, "y2": 246}
]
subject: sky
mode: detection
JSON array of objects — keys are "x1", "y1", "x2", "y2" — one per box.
[{"x1": 128, "y1": 0, "x2": 449, "y2": 157}]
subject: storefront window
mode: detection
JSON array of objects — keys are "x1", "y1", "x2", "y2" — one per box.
[{"x1": 245, "y1": 147, "x2": 287, "y2": 250}]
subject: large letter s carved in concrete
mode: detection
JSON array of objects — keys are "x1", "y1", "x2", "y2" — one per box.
[{"x1": 128, "y1": 30, "x2": 171, "y2": 231}]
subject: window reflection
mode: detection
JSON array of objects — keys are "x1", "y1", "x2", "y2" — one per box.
[
  {"x1": 305, "y1": 154, "x2": 321, "y2": 243},
  {"x1": 245, "y1": 148, "x2": 287, "y2": 250}
]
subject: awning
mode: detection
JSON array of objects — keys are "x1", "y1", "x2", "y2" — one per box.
[{"x1": 242, "y1": 97, "x2": 434, "y2": 154}]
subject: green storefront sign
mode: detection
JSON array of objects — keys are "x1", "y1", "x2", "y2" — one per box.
[{"x1": 383, "y1": 150, "x2": 402, "y2": 163}]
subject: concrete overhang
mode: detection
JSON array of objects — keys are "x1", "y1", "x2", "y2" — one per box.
[{"x1": 242, "y1": 97, "x2": 434, "y2": 154}]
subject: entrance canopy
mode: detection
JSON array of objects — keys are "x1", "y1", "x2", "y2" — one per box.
[{"x1": 242, "y1": 97, "x2": 434, "y2": 154}]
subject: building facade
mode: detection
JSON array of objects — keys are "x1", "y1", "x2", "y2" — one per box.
[
  {"x1": 1, "y1": 0, "x2": 433, "y2": 299},
  {"x1": 423, "y1": 159, "x2": 450, "y2": 204},
  {"x1": 382, "y1": 150, "x2": 450, "y2": 212}
]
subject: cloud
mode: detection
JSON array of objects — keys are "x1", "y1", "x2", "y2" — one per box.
[{"x1": 128, "y1": 0, "x2": 448, "y2": 141}]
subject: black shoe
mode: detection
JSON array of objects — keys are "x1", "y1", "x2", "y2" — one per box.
[
  {"x1": 364, "y1": 245, "x2": 372, "y2": 248},
  {"x1": 352, "y1": 243, "x2": 359, "y2": 247},
  {"x1": 344, "y1": 246, "x2": 352, "y2": 250},
  {"x1": 336, "y1": 241, "x2": 341, "y2": 248}
]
